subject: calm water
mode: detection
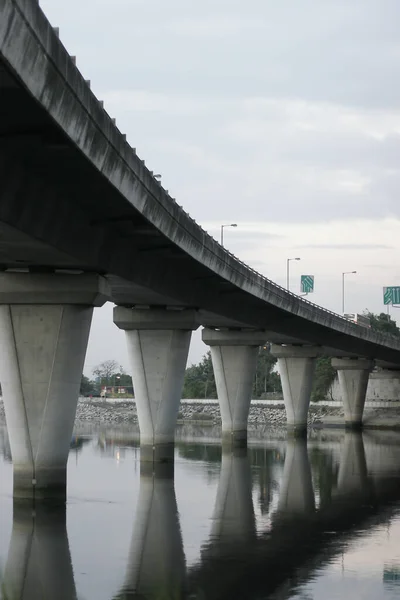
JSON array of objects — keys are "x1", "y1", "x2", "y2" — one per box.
[{"x1": 1, "y1": 424, "x2": 400, "y2": 599}]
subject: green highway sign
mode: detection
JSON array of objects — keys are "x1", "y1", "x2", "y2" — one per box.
[
  {"x1": 301, "y1": 275, "x2": 314, "y2": 294},
  {"x1": 383, "y1": 286, "x2": 400, "y2": 305}
]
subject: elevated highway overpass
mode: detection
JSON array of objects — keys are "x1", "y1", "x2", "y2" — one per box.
[
  {"x1": 0, "y1": 0, "x2": 399, "y2": 360},
  {"x1": 1, "y1": 0, "x2": 400, "y2": 499}
]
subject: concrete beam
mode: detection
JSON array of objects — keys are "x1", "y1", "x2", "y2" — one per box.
[
  {"x1": 0, "y1": 272, "x2": 108, "y2": 305},
  {"x1": 376, "y1": 360, "x2": 400, "y2": 370},
  {"x1": 198, "y1": 310, "x2": 250, "y2": 329},
  {"x1": 114, "y1": 307, "x2": 199, "y2": 462},
  {"x1": 0, "y1": 273, "x2": 109, "y2": 499},
  {"x1": 114, "y1": 306, "x2": 199, "y2": 330},
  {"x1": 322, "y1": 346, "x2": 359, "y2": 358},
  {"x1": 199, "y1": 312, "x2": 308, "y2": 345},
  {"x1": 331, "y1": 358, "x2": 374, "y2": 428},
  {"x1": 270, "y1": 344, "x2": 320, "y2": 434},
  {"x1": 202, "y1": 328, "x2": 267, "y2": 444}
]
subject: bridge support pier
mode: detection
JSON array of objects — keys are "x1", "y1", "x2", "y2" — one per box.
[
  {"x1": 332, "y1": 358, "x2": 374, "y2": 429},
  {"x1": 271, "y1": 344, "x2": 319, "y2": 435},
  {"x1": 0, "y1": 273, "x2": 108, "y2": 500},
  {"x1": 114, "y1": 307, "x2": 198, "y2": 463},
  {"x1": 202, "y1": 328, "x2": 267, "y2": 445}
]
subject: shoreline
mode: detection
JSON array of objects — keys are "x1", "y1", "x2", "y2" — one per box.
[{"x1": 1, "y1": 397, "x2": 400, "y2": 430}]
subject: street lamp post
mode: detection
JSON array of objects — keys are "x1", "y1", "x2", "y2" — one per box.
[
  {"x1": 220, "y1": 223, "x2": 237, "y2": 246},
  {"x1": 113, "y1": 374, "x2": 121, "y2": 394},
  {"x1": 286, "y1": 257, "x2": 301, "y2": 291},
  {"x1": 342, "y1": 271, "x2": 357, "y2": 314}
]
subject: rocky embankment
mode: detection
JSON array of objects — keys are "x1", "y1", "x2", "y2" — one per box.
[
  {"x1": 0, "y1": 397, "x2": 343, "y2": 427},
  {"x1": 1, "y1": 397, "x2": 399, "y2": 429},
  {"x1": 70, "y1": 398, "x2": 345, "y2": 427}
]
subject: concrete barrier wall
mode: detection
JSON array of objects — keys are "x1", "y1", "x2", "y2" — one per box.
[{"x1": 330, "y1": 372, "x2": 400, "y2": 402}]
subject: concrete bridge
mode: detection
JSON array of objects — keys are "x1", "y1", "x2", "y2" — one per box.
[
  {"x1": 1, "y1": 0, "x2": 400, "y2": 498},
  {"x1": 2, "y1": 432, "x2": 400, "y2": 600}
]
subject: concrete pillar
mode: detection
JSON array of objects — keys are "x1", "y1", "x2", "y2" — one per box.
[
  {"x1": 270, "y1": 344, "x2": 319, "y2": 434},
  {"x1": 120, "y1": 472, "x2": 186, "y2": 598},
  {"x1": 210, "y1": 448, "x2": 255, "y2": 546},
  {"x1": 202, "y1": 328, "x2": 267, "y2": 445},
  {"x1": 0, "y1": 273, "x2": 108, "y2": 500},
  {"x1": 114, "y1": 307, "x2": 198, "y2": 462},
  {"x1": 3, "y1": 503, "x2": 77, "y2": 600},
  {"x1": 332, "y1": 358, "x2": 374, "y2": 428},
  {"x1": 277, "y1": 438, "x2": 315, "y2": 518}
]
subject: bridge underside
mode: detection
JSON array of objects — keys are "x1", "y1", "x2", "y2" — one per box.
[{"x1": 1, "y1": 13, "x2": 400, "y2": 364}]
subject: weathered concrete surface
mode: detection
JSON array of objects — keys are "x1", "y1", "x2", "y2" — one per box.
[
  {"x1": 202, "y1": 328, "x2": 267, "y2": 443},
  {"x1": 0, "y1": 274, "x2": 108, "y2": 499},
  {"x1": 331, "y1": 369, "x2": 400, "y2": 402},
  {"x1": 332, "y1": 358, "x2": 374, "y2": 428},
  {"x1": 0, "y1": 1, "x2": 400, "y2": 365},
  {"x1": 271, "y1": 345, "x2": 319, "y2": 434},
  {"x1": 115, "y1": 307, "x2": 198, "y2": 461}
]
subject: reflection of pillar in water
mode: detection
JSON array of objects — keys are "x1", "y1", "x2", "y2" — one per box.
[
  {"x1": 337, "y1": 432, "x2": 368, "y2": 496},
  {"x1": 277, "y1": 438, "x2": 315, "y2": 517},
  {"x1": 120, "y1": 473, "x2": 186, "y2": 599},
  {"x1": 3, "y1": 503, "x2": 77, "y2": 600},
  {"x1": 210, "y1": 447, "x2": 256, "y2": 545}
]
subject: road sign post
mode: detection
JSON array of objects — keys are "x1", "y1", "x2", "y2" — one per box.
[
  {"x1": 301, "y1": 275, "x2": 314, "y2": 294},
  {"x1": 383, "y1": 287, "x2": 400, "y2": 306}
]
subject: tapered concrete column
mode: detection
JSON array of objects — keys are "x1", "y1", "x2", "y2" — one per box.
[
  {"x1": 120, "y1": 473, "x2": 186, "y2": 598},
  {"x1": 271, "y1": 344, "x2": 319, "y2": 434},
  {"x1": 0, "y1": 273, "x2": 109, "y2": 500},
  {"x1": 277, "y1": 438, "x2": 315, "y2": 518},
  {"x1": 332, "y1": 358, "x2": 374, "y2": 428},
  {"x1": 114, "y1": 307, "x2": 198, "y2": 462},
  {"x1": 3, "y1": 503, "x2": 77, "y2": 600},
  {"x1": 202, "y1": 328, "x2": 267, "y2": 445}
]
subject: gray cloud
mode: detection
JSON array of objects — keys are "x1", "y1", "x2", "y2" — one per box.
[
  {"x1": 46, "y1": 0, "x2": 400, "y2": 109},
  {"x1": 39, "y1": 0, "x2": 400, "y2": 224}
]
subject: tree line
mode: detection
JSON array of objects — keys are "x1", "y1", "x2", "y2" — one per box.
[{"x1": 80, "y1": 359, "x2": 133, "y2": 397}]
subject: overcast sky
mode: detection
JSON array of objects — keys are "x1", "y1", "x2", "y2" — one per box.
[{"x1": 40, "y1": 0, "x2": 400, "y2": 375}]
